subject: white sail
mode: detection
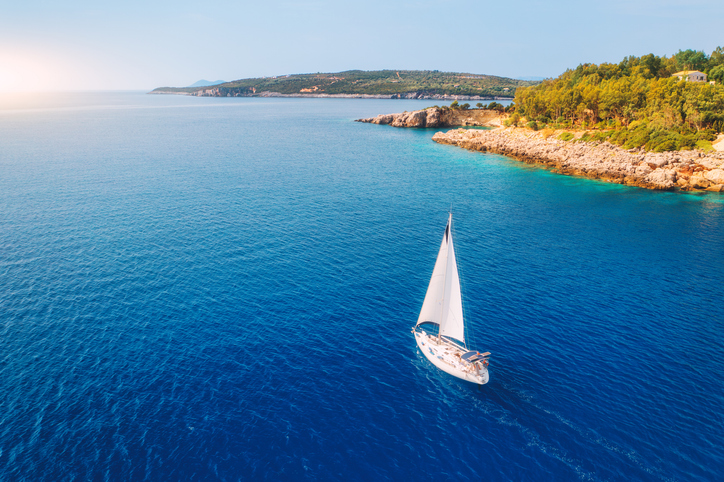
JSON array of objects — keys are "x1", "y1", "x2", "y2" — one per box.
[
  {"x1": 416, "y1": 222, "x2": 449, "y2": 327},
  {"x1": 416, "y1": 214, "x2": 465, "y2": 344},
  {"x1": 440, "y1": 223, "x2": 464, "y2": 343}
]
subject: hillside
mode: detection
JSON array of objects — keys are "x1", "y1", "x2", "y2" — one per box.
[
  {"x1": 151, "y1": 70, "x2": 536, "y2": 98},
  {"x1": 511, "y1": 48, "x2": 724, "y2": 151}
]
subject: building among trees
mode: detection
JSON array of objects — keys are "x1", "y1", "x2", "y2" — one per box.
[{"x1": 673, "y1": 70, "x2": 708, "y2": 82}]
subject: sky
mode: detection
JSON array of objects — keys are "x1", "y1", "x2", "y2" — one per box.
[{"x1": 1, "y1": 0, "x2": 723, "y2": 92}]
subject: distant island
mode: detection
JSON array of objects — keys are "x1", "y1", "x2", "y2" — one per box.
[
  {"x1": 150, "y1": 70, "x2": 537, "y2": 99},
  {"x1": 187, "y1": 79, "x2": 226, "y2": 88}
]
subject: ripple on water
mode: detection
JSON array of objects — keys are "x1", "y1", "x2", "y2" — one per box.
[{"x1": 1, "y1": 94, "x2": 723, "y2": 481}]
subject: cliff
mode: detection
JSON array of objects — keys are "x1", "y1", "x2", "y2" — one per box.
[
  {"x1": 432, "y1": 128, "x2": 724, "y2": 192},
  {"x1": 356, "y1": 107, "x2": 504, "y2": 128}
]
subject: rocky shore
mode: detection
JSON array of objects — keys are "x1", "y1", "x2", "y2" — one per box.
[
  {"x1": 356, "y1": 107, "x2": 503, "y2": 128},
  {"x1": 433, "y1": 128, "x2": 724, "y2": 192}
]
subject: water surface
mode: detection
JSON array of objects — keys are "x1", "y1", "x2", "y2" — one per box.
[{"x1": 1, "y1": 93, "x2": 722, "y2": 481}]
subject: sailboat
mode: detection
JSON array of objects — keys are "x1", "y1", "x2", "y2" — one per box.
[{"x1": 412, "y1": 214, "x2": 490, "y2": 385}]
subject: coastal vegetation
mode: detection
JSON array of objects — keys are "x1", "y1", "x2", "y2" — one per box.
[
  {"x1": 510, "y1": 48, "x2": 724, "y2": 152},
  {"x1": 152, "y1": 70, "x2": 535, "y2": 98},
  {"x1": 424, "y1": 100, "x2": 512, "y2": 113}
]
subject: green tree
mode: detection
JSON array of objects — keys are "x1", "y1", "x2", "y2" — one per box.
[
  {"x1": 640, "y1": 53, "x2": 664, "y2": 78},
  {"x1": 709, "y1": 47, "x2": 724, "y2": 69},
  {"x1": 674, "y1": 49, "x2": 708, "y2": 72},
  {"x1": 710, "y1": 65, "x2": 724, "y2": 83}
]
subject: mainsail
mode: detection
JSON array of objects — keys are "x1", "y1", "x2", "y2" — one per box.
[{"x1": 416, "y1": 214, "x2": 465, "y2": 344}]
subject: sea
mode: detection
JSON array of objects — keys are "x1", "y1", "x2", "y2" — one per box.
[{"x1": 1, "y1": 92, "x2": 723, "y2": 481}]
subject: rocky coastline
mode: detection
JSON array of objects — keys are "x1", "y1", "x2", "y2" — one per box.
[
  {"x1": 356, "y1": 107, "x2": 504, "y2": 128},
  {"x1": 432, "y1": 128, "x2": 724, "y2": 192}
]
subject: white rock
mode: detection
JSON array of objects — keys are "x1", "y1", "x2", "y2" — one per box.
[
  {"x1": 648, "y1": 157, "x2": 669, "y2": 168},
  {"x1": 646, "y1": 169, "x2": 677, "y2": 187},
  {"x1": 635, "y1": 163, "x2": 652, "y2": 176},
  {"x1": 704, "y1": 168, "x2": 724, "y2": 184}
]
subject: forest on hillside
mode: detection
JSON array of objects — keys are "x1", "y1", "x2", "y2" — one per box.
[{"x1": 511, "y1": 49, "x2": 724, "y2": 152}]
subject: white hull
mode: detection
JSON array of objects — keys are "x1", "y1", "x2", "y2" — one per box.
[{"x1": 414, "y1": 330, "x2": 489, "y2": 385}]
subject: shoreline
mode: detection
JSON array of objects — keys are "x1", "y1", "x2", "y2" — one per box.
[
  {"x1": 148, "y1": 90, "x2": 513, "y2": 101},
  {"x1": 432, "y1": 127, "x2": 724, "y2": 192}
]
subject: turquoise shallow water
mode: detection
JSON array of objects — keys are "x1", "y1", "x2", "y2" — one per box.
[{"x1": 1, "y1": 93, "x2": 723, "y2": 481}]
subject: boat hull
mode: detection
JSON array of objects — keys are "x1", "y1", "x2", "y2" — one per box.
[{"x1": 414, "y1": 330, "x2": 489, "y2": 385}]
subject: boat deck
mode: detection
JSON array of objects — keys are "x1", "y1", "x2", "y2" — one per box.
[{"x1": 414, "y1": 328, "x2": 489, "y2": 384}]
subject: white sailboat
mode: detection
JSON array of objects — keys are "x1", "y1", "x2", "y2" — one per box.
[{"x1": 413, "y1": 214, "x2": 490, "y2": 385}]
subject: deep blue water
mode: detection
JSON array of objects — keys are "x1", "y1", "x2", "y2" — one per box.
[{"x1": 1, "y1": 92, "x2": 723, "y2": 481}]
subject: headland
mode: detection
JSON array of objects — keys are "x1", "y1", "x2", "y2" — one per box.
[
  {"x1": 150, "y1": 70, "x2": 534, "y2": 99},
  {"x1": 356, "y1": 106, "x2": 504, "y2": 128},
  {"x1": 357, "y1": 107, "x2": 724, "y2": 192}
]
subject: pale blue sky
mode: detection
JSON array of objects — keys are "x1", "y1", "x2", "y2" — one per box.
[{"x1": 1, "y1": 0, "x2": 723, "y2": 91}]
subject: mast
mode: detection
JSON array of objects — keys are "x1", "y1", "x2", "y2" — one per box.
[{"x1": 440, "y1": 214, "x2": 452, "y2": 335}]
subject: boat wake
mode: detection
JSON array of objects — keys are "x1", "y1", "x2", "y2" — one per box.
[{"x1": 475, "y1": 379, "x2": 676, "y2": 482}]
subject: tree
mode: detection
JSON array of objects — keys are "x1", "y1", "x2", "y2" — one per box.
[
  {"x1": 708, "y1": 46, "x2": 724, "y2": 70},
  {"x1": 710, "y1": 64, "x2": 724, "y2": 83},
  {"x1": 476, "y1": 102, "x2": 484, "y2": 109},
  {"x1": 450, "y1": 100, "x2": 459, "y2": 109},
  {"x1": 640, "y1": 53, "x2": 664, "y2": 78},
  {"x1": 674, "y1": 49, "x2": 708, "y2": 72}
]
